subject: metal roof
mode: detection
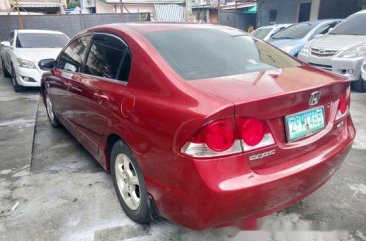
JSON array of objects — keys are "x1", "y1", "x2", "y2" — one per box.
[{"x1": 154, "y1": 3, "x2": 184, "y2": 22}]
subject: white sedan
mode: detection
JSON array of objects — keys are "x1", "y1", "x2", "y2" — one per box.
[
  {"x1": 0, "y1": 29, "x2": 69, "y2": 92},
  {"x1": 251, "y1": 24, "x2": 291, "y2": 41}
]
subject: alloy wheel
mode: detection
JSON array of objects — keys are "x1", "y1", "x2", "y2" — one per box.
[{"x1": 115, "y1": 153, "x2": 141, "y2": 210}]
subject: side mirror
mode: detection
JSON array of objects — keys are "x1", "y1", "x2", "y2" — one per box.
[
  {"x1": 1, "y1": 41, "x2": 11, "y2": 47},
  {"x1": 327, "y1": 27, "x2": 334, "y2": 33},
  {"x1": 39, "y1": 59, "x2": 55, "y2": 71}
]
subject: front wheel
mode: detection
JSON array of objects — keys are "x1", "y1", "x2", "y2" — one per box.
[
  {"x1": 45, "y1": 91, "x2": 60, "y2": 127},
  {"x1": 351, "y1": 78, "x2": 366, "y2": 93},
  {"x1": 110, "y1": 140, "x2": 150, "y2": 224},
  {"x1": 11, "y1": 66, "x2": 25, "y2": 92}
]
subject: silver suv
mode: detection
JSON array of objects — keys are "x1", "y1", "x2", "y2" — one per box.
[{"x1": 298, "y1": 10, "x2": 366, "y2": 92}]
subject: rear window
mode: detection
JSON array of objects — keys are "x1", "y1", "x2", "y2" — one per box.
[
  {"x1": 271, "y1": 22, "x2": 317, "y2": 40},
  {"x1": 145, "y1": 28, "x2": 299, "y2": 80},
  {"x1": 16, "y1": 32, "x2": 69, "y2": 48},
  {"x1": 329, "y1": 13, "x2": 366, "y2": 35},
  {"x1": 252, "y1": 27, "x2": 273, "y2": 39}
]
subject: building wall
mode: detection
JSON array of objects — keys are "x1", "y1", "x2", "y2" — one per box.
[
  {"x1": 0, "y1": 0, "x2": 11, "y2": 12},
  {"x1": 258, "y1": 0, "x2": 365, "y2": 27},
  {"x1": 318, "y1": 0, "x2": 361, "y2": 19},
  {"x1": 0, "y1": 13, "x2": 145, "y2": 41},
  {"x1": 258, "y1": 0, "x2": 312, "y2": 26},
  {"x1": 219, "y1": 10, "x2": 257, "y2": 31}
]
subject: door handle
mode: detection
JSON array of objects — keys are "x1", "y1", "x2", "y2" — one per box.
[{"x1": 94, "y1": 93, "x2": 109, "y2": 104}]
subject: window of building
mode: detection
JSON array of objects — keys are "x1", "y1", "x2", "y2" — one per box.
[{"x1": 269, "y1": 10, "x2": 277, "y2": 24}]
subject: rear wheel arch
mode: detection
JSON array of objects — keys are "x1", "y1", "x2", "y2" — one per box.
[{"x1": 106, "y1": 133, "x2": 134, "y2": 172}]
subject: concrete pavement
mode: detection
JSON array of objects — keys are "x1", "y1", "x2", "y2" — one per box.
[{"x1": 0, "y1": 65, "x2": 365, "y2": 241}]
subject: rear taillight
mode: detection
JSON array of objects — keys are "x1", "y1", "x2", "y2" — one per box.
[
  {"x1": 181, "y1": 118, "x2": 242, "y2": 158},
  {"x1": 181, "y1": 117, "x2": 274, "y2": 158},
  {"x1": 237, "y1": 118, "x2": 275, "y2": 151},
  {"x1": 335, "y1": 87, "x2": 350, "y2": 121},
  {"x1": 194, "y1": 119, "x2": 235, "y2": 152}
]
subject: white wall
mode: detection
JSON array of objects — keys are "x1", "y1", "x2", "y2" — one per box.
[
  {"x1": 310, "y1": 0, "x2": 320, "y2": 20},
  {"x1": 0, "y1": 0, "x2": 11, "y2": 12},
  {"x1": 96, "y1": 0, "x2": 155, "y2": 19}
]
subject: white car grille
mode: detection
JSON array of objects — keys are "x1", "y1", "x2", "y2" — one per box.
[
  {"x1": 310, "y1": 48, "x2": 339, "y2": 57},
  {"x1": 309, "y1": 62, "x2": 332, "y2": 71}
]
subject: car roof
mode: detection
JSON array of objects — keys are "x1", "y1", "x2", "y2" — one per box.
[
  {"x1": 88, "y1": 23, "x2": 248, "y2": 34},
  {"x1": 15, "y1": 29, "x2": 65, "y2": 34},
  {"x1": 355, "y1": 9, "x2": 366, "y2": 14}
]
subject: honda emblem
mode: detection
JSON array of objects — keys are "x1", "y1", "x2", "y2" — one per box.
[{"x1": 309, "y1": 91, "x2": 321, "y2": 106}]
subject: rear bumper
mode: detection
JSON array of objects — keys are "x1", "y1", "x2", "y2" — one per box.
[
  {"x1": 298, "y1": 53, "x2": 363, "y2": 81},
  {"x1": 146, "y1": 116, "x2": 355, "y2": 230}
]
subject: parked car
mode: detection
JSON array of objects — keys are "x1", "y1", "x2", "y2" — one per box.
[
  {"x1": 251, "y1": 24, "x2": 291, "y2": 41},
  {"x1": 268, "y1": 19, "x2": 341, "y2": 56},
  {"x1": 298, "y1": 10, "x2": 366, "y2": 92},
  {"x1": 0, "y1": 29, "x2": 69, "y2": 92},
  {"x1": 40, "y1": 23, "x2": 355, "y2": 230}
]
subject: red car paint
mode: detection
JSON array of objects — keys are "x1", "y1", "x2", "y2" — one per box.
[{"x1": 41, "y1": 23, "x2": 355, "y2": 230}]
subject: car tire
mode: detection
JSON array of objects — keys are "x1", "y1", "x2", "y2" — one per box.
[
  {"x1": 1, "y1": 59, "x2": 10, "y2": 78},
  {"x1": 11, "y1": 66, "x2": 25, "y2": 92},
  {"x1": 351, "y1": 79, "x2": 366, "y2": 93},
  {"x1": 45, "y1": 91, "x2": 60, "y2": 127},
  {"x1": 110, "y1": 140, "x2": 150, "y2": 224}
]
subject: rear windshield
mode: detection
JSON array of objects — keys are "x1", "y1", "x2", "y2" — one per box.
[
  {"x1": 145, "y1": 28, "x2": 299, "y2": 80},
  {"x1": 329, "y1": 13, "x2": 366, "y2": 35},
  {"x1": 271, "y1": 23, "x2": 316, "y2": 40},
  {"x1": 16, "y1": 33, "x2": 69, "y2": 48},
  {"x1": 252, "y1": 27, "x2": 273, "y2": 39}
]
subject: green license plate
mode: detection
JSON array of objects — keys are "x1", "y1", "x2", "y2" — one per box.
[{"x1": 285, "y1": 106, "x2": 325, "y2": 142}]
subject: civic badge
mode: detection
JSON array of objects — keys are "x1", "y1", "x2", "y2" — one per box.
[{"x1": 309, "y1": 91, "x2": 321, "y2": 106}]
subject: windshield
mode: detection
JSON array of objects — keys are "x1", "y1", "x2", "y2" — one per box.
[
  {"x1": 271, "y1": 23, "x2": 317, "y2": 40},
  {"x1": 329, "y1": 13, "x2": 366, "y2": 35},
  {"x1": 252, "y1": 27, "x2": 273, "y2": 40},
  {"x1": 16, "y1": 32, "x2": 69, "y2": 48},
  {"x1": 145, "y1": 28, "x2": 299, "y2": 80}
]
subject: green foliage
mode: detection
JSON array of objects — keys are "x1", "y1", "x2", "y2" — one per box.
[{"x1": 67, "y1": 0, "x2": 80, "y2": 9}]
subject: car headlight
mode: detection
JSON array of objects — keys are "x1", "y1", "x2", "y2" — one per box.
[
  {"x1": 300, "y1": 44, "x2": 310, "y2": 55},
  {"x1": 280, "y1": 46, "x2": 294, "y2": 53},
  {"x1": 338, "y1": 45, "x2": 366, "y2": 58},
  {"x1": 16, "y1": 58, "x2": 36, "y2": 69}
]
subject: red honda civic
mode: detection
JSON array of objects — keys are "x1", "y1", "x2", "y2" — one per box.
[{"x1": 40, "y1": 23, "x2": 355, "y2": 230}]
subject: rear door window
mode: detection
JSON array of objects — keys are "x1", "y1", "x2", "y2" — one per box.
[
  {"x1": 57, "y1": 35, "x2": 91, "y2": 72},
  {"x1": 84, "y1": 34, "x2": 129, "y2": 81}
]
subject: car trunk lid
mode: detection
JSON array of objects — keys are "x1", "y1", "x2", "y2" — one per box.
[{"x1": 189, "y1": 66, "x2": 350, "y2": 170}]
